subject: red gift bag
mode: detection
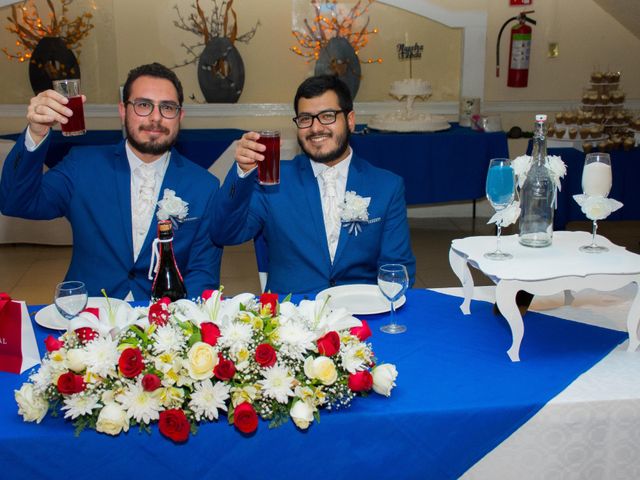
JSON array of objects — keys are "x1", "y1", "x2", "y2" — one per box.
[{"x1": 0, "y1": 293, "x2": 40, "y2": 374}]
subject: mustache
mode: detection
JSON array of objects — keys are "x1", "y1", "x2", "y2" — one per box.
[{"x1": 139, "y1": 124, "x2": 170, "y2": 134}]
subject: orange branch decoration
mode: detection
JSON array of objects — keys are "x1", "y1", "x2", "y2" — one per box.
[
  {"x1": 3, "y1": 0, "x2": 94, "y2": 63},
  {"x1": 290, "y1": 0, "x2": 381, "y2": 64}
]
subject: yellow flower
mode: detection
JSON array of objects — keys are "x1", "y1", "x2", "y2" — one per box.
[
  {"x1": 186, "y1": 342, "x2": 218, "y2": 380},
  {"x1": 158, "y1": 386, "x2": 185, "y2": 407},
  {"x1": 231, "y1": 385, "x2": 259, "y2": 407},
  {"x1": 304, "y1": 356, "x2": 338, "y2": 386},
  {"x1": 251, "y1": 317, "x2": 264, "y2": 330}
]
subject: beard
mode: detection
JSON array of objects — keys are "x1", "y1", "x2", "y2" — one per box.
[
  {"x1": 298, "y1": 127, "x2": 350, "y2": 164},
  {"x1": 125, "y1": 116, "x2": 178, "y2": 156}
]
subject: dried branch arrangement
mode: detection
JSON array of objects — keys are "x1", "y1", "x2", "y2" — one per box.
[
  {"x1": 3, "y1": 0, "x2": 94, "y2": 62},
  {"x1": 290, "y1": 0, "x2": 381, "y2": 64}
]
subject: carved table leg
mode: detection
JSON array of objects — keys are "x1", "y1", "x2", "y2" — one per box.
[
  {"x1": 496, "y1": 281, "x2": 524, "y2": 362},
  {"x1": 449, "y1": 248, "x2": 474, "y2": 315}
]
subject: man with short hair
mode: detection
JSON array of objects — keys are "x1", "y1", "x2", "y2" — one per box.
[
  {"x1": 215, "y1": 75, "x2": 415, "y2": 294},
  {"x1": 0, "y1": 63, "x2": 220, "y2": 299}
]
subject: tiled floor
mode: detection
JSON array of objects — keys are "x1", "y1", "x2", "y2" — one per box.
[{"x1": 1, "y1": 217, "x2": 638, "y2": 306}]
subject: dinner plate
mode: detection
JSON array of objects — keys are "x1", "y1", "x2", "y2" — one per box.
[
  {"x1": 34, "y1": 297, "x2": 128, "y2": 330},
  {"x1": 316, "y1": 284, "x2": 406, "y2": 315}
]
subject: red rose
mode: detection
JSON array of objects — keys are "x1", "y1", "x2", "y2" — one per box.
[
  {"x1": 233, "y1": 402, "x2": 258, "y2": 434},
  {"x1": 82, "y1": 307, "x2": 100, "y2": 318},
  {"x1": 350, "y1": 320, "x2": 372, "y2": 341},
  {"x1": 201, "y1": 322, "x2": 221, "y2": 346},
  {"x1": 148, "y1": 299, "x2": 170, "y2": 326},
  {"x1": 118, "y1": 347, "x2": 145, "y2": 378},
  {"x1": 57, "y1": 371, "x2": 86, "y2": 395},
  {"x1": 201, "y1": 290, "x2": 217, "y2": 301},
  {"x1": 214, "y1": 357, "x2": 236, "y2": 381},
  {"x1": 259, "y1": 292, "x2": 278, "y2": 315},
  {"x1": 317, "y1": 331, "x2": 340, "y2": 356},
  {"x1": 74, "y1": 327, "x2": 98, "y2": 343},
  {"x1": 142, "y1": 373, "x2": 162, "y2": 392},
  {"x1": 254, "y1": 343, "x2": 277, "y2": 368},
  {"x1": 159, "y1": 409, "x2": 190, "y2": 442},
  {"x1": 44, "y1": 335, "x2": 64, "y2": 352},
  {"x1": 348, "y1": 371, "x2": 373, "y2": 392}
]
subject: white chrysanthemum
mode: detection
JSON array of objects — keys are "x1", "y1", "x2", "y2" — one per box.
[
  {"x1": 189, "y1": 381, "x2": 230, "y2": 421},
  {"x1": 117, "y1": 381, "x2": 163, "y2": 424},
  {"x1": 29, "y1": 362, "x2": 54, "y2": 393},
  {"x1": 258, "y1": 365, "x2": 295, "y2": 404},
  {"x1": 339, "y1": 191, "x2": 370, "y2": 222},
  {"x1": 340, "y1": 342, "x2": 373, "y2": 374},
  {"x1": 84, "y1": 337, "x2": 119, "y2": 378},
  {"x1": 218, "y1": 322, "x2": 253, "y2": 351},
  {"x1": 548, "y1": 155, "x2": 567, "y2": 189},
  {"x1": 61, "y1": 393, "x2": 102, "y2": 420},
  {"x1": 152, "y1": 324, "x2": 186, "y2": 354},
  {"x1": 276, "y1": 320, "x2": 316, "y2": 360}
]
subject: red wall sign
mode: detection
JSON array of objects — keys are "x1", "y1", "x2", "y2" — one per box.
[{"x1": 510, "y1": 0, "x2": 532, "y2": 5}]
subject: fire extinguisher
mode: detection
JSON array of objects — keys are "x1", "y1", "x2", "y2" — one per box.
[{"x1": 496, "y1": 11, "x2": 536, "y2": 88}]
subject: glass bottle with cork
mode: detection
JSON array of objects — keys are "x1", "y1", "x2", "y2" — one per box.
[
  {"x1": 150, "y1": 220, "x2": 187, "y2": 301},
  {"x1": 518, "y1": 114, "x2": 556, "y2": 247}
]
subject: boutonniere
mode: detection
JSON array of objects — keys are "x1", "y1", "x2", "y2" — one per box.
[
  {"x1": 156, "y1": 189, "x2": 189, "y2": 228},
  {"x1": 512, "y1": 154, "x2": 567, "y2": 191},
  {"x1": 339, "y1": 191, "x2": 371, "y2": 236}
]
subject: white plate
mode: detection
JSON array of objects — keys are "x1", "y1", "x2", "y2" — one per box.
[
  {"x1": 316, "y1": 284, "x2": 406, "y2": 315},
  {"x1": 34, "y1": 297, "x2": 128, "y2": 330}
]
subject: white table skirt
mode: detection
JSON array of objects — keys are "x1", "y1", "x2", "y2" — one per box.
[{"x1": 433, "y1": 286, "x2": 640, "y2": 479}]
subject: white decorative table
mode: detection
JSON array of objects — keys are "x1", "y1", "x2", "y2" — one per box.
[{"x1": 449, "y1": 231, "x2": 640, "y2": 361}]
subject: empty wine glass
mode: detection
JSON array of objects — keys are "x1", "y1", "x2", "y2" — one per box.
[
  {"x1": 580, "y1": 152, "x2": 612, "y2": 253},
  {"x1": 54, "y1": 281, "x2": 88, "y2": 321},
  {"x1": 378, "y1": 264, "x2": 409, "y2": 334},
  {"x1": 484, "y1": 158, "x2": 515, "y2": 260}
]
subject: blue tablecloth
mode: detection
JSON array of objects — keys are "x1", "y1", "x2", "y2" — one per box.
[
  {"x1": 0, "y1": 289, "x2": 624, "y2": 479},
  {"x1": 0, "y1": 129, "x2": 245, "y2": 170},
  {"x1": 350, "y1": 124, "x2": 509, "y2": 205},
  {"x1": 526, "y1": 144, "x2": 640, "y2": 229}
]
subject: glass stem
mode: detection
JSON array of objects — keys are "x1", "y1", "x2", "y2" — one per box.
[
  {"x1": 389, "y1": 299, "x2": 396, "y2": 326},
  {"x1": 496, "y1": 224, "x2": 503, "y2": 253},
  {"x1": 591, "y1": 220, "x2": 598, "y2": 247}
]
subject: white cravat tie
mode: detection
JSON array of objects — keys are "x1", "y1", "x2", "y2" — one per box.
[
  {"x1": 321, "y1": 168, "x2": 342, "y2": 263},
  {"x1": 132, "y1": 163, "x2": 157, "y2": 261}
]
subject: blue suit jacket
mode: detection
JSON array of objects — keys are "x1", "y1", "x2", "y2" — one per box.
[
  {"x1": 215, "y1": 153, "x2": 416, "y2": 295},
  {"x1": 0, "y1": 131, "x2": 221, "y2": 300}
]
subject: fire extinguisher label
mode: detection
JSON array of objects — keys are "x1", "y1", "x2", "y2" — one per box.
[{"x1": 510, "y1": 36, "x2": 531, "y2": 70}]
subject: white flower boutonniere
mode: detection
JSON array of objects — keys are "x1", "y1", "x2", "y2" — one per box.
[
  {"x1": 339, "y1": 191, "x2": 371, "y2": 236},
  {"x1": 488, "y1": 201, "x2": 521, "y2": 228},
  {"x1": 156, "y1": 189, "x2": 189, "y2": 226}
]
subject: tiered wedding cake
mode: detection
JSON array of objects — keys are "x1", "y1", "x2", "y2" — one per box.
[{"x1": 368, "y1": 79, "x2": 450, "y2": 132}]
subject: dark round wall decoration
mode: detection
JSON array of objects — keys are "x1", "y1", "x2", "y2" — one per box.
[
  {"x1": 29, "y1": 37, "x2": 81, "y2": 94},
  {"x1": 197, "y1": 37, "x2": 245, "y2": 104},
  {"x1": 315, "y1": 37, "x2": 362, "y2": 99}
]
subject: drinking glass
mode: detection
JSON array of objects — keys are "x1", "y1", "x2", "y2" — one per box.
[
  {"x1": 378, "y1": 264, "x2": 409, "y2": 334},
  {"x1": 484, "y1": 158, "x2": 515, "y2": 260},
  {"x1": 256, "y1": 130, "x2": 280, "y2": 185},
  {"x1": 52, "y1": 79, "x2": 86, "y2": 136},
  {"x1": 54, "y1": 281, "x2": 88, "y2": 321},
  {"x1": 580, "y1": 152, "x2": 612, "y2": 253}
]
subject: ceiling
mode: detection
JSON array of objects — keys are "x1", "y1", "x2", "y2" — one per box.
[{"x1": 593, "y1": 0, "x2": 640, "y2": 38}]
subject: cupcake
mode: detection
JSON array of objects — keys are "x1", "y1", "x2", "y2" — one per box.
[
  {"x1": 597, "y1": 141, "x2": 609, "y2": 152},
  {"x1": 555, "y1": 112, "x2": 564, "y2": 124},
  {"x1": 583, "y1": 142, "x2": 594, "y2": 153},
  {"x1": 623, "y1": 137, "x2": 635, "y2": 151},
  {"x1": 579, "y1": 127, "x2": 590, "y2": 139},
  {"x1": 555, "y1": 127, "x2": 566, "y2": 138},
  {"x1": 591, "y1": 71, "x2": 604, "y2": 83},
  {"x1": 568, "y1": 128, "x2": 578, "y2": 139},
  {"x1": 606, "y1": 71, "x2": 621, "y2": 83},
  {"x1": 599, "y1": 94, "x2": 610, "y2": 105},
  {"x1": 547, "y1": 126, "x2": 556, "y2": 138},
  {"x1": 590, "y1": 126, "x2": 601, "y2": 138}
]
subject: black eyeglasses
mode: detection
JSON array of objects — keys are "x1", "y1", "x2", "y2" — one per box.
[
  {"x1": 125, "y1": 99, "x2": 182, "y2": 119},
  {"x1": 292, "y1": 109, "x2": 346, "y2": 129}
]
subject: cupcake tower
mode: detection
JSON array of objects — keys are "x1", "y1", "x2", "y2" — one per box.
[{"x1": 548, "y1": 70, "x2": 636, "y2": 152}]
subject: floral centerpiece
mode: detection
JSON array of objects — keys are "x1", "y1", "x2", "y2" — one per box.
[{"x1": 15, "y1": 291, "x2": 398, "y2": 442}]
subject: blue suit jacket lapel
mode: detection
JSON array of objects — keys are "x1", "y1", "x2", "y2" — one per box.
[
  {"x1": 298, "y1": 157, "x2": 332, "y2": 267},
  {"x1": 114, "y1": 141, "x2": 134, "y2": 259},
  {"x1": 333, "y1": 155, "x2": 365, "y2": 267}
]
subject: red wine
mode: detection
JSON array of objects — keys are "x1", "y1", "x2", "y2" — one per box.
[
  {"x1": 151, "y1": 221, "x2": 187, "y2": 302},
  {"x1": 61, "y1": 95, "x2": 86, "y2": 136}
]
